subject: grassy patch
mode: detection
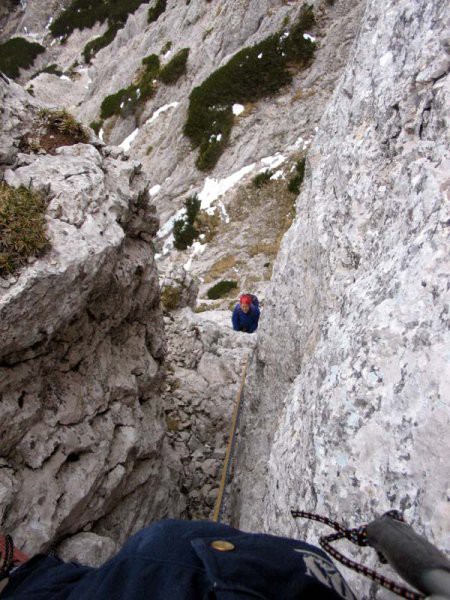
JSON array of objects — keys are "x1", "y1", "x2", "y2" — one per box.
[
  {"x1": 159, "y1": 48, "x2": 189, "y2": 84},
  {"x1": 207, "y1": 280, "x2": 237, "y2": 300},
  {"x1": 204, "y1": 255, "x2": 237, "y2": 283},
  {"x1": 148, "y1": 0, "x2": 167, "y2": 23},
  {"x1": 193, "y1": 209, "x2": 220, "y2": 243},
  {"x1": 20, "y1": 109, "x2": 89, "y2": 154},
  {"x1": 0, "y1": 37, "x2": 45, "y2": 79},
  {"x1": 100, "y1": 54, "x2": 160, "y2": 120},
  {"x1": 161, "y1": 285, "x2": 181, "y2": 311},
  {"x1": 0, "y1": 183, "x2": 50, "y2": 276},
  {"x1": 287, "y1": 157, "x2": 305, "y2": 194},
  {"x1": 31, "y1": 64, "x2": 63, "y2": 79},
  {"x1": 184, "y1": 4, "x2": 315, "y2": 170},
  {"x1": 173, "y1": 195, "x2": 201, "y2": 250},
  {"x1": 252, "y1": 169, "x2": 274, "y2": 188}
]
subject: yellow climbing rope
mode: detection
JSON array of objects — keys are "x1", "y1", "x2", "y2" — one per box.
[{"x1": 212, "y1": 356, "x2": 249, "y2": 522}]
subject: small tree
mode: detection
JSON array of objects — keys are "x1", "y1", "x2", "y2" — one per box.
[{"x1": 173, "y1": 195, "x2": 201, "y2": 250}]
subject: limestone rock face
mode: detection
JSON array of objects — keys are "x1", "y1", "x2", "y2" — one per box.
[
  {"x1": 0, "y1": 78, "x2": 183, "y2": 556},
  {"x1": 162, "y1": 308, "x2": 256, "y2": 519},
  {"x1": 231, "y1": 0, "x2": 450, "y2": 595}
]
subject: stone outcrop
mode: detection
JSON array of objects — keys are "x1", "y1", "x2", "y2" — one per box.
[
  {"x1": 231, "y1": 0, "x2": 449, "y2": 596},
  {"x1": 0, "y1": 77, "x2": 183, "y2": 556}
]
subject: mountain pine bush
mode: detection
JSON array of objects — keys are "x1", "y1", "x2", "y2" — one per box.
[
  {"x1": 0, "y1": 37, "x2": 45, "y2": 79},
  {"x1": 184, "y1": 4, "x2": 316, "y2": 171}
]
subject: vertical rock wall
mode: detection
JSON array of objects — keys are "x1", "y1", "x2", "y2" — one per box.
[
  {"x1": 232, "y1": 0, "x2": 449, "y2": 596},
  {"x1": 0, "y1": 78, "x2": 183, "y2": 556}
]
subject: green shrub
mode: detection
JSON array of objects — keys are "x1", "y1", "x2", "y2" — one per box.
[
  {"x1": 173, "y1": 195, "x2": 201, "y2": 250},
  {"x1": 100, "y1": 54, "x2": 159, "y2": 119},
  {"x1": 50, "y1": 0, "x2": 147, "y2": 38},
  {"x1": 184, "y1": 5, "x2": 315, "y2": 171},
  {"x1": 31, "y1": 64, "x2": 63, "y2": 79},
  {"x1": 0, "y1": 183, "x2": 50, "y2": 276},
  {"x1": 161, "y1": 285, "x2": 181, "y2": 311},
  {"x1": 287, "y1": 157, "x2": 306, "y2": 194},
  {"x1": 82, "y1": 25, "x2": 117, "y2": 63},
  {"x1": 159, "y1": 48, "x2": 189, "y2": 84},
  {"x1": 252, "y1": 169, "x2": 274, "y2": 188},
  {"x1": 207, "y1": 280, "x2": 237, "y2": 300},
  {"x1": 51, "y1": 0, "x2": 147, "y2": 63},
  {"x1": 161, "y1": 40, "x2": 172, "y2": 54},
  {"x1": 89, "y1": 120, "x2": 103, "y2": 135},
  {"x1": 148, "y1": 0, "x2": 167, "y2": 23},
  {"x1": 0, "y1": 37, "x2": 45, "y2": 79}
]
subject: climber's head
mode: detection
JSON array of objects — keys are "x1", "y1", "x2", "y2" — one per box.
[{"x1": 239, "y1": 294, "x2": 252, "y2": 313}]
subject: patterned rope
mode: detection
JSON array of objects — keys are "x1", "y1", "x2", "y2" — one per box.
[
  {"x1": 0, "y1": 535, "x2": 14, "y2": 581},
  {"x1": 291, "y1": 510, "x2": 425, "y2": 600}
]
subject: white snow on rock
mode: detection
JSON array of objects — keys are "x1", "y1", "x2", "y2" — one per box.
[
  {"x1": 184, "y1": 241, "x2": 206, "y2": 271},
  {"x1": 260, "y1": 153, "x2": 286, "y2": 170},
  {"x1": 150, "y1": 184, "x2": 161, "y2": 196},
  {"x1": 99, "y1": 128, "x2": 104, "y2": 142},
  {"x1": 270, "y1": 170, "x2": 285, "y2": 181},
  {"x1": 380, "y1": 51, "x2": 393, "y2": 67},
  {"x1": 198, "y1": 164, "x2": 256, "y2": 211},
  {"x1": 303, "y1": 33, "x2": 316, "y2": 42},
  {"x1": 232, "y1": 103, "x2": 245, "y2": 116},
  {"x1": 218, "y1": 200, "x2": 230, "y2": 223},
  {"x1": 146, "y1": 102, "x2": 179, "y2": 125},
  {"x1": 119, "y1": 128, "x2": 139, "y2": 151},
  {"x1": 157, "y1": 208, "x2": 185, "y2": 239}
]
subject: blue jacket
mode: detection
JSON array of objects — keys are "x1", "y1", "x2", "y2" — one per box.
[
  {"x1": 2, "y1": 519, "x2": 355, "y2": 599},
  {"x1": 232, "y1": 303, "x2": 260, "y2": 333}
]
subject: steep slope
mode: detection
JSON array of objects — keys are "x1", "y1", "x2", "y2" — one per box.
[
  {"x1": 230, "y1": 0, "x2": 449, "y2": 596},
  {"x1": 1, "y1": 0, "x2": 365, "y2": 305}
]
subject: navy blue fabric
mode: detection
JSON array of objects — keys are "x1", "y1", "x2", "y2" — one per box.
[
  {"x1": 1, "y1": 520, "x2": 356, "y2": 599},
  {"x1": 232, "y1": 303, "x2": 260, "y2": 333}
]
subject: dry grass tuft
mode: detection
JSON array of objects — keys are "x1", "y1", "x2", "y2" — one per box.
[{"x1": 0, "y1": 183, "x2": 50, "y2": 276}]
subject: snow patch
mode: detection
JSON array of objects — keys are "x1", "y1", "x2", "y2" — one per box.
[
  {"x1": 261, "y1": 153, "x2": 286, "y2": 170},
  {"x1": 146, "y1": 102, "x2": 179, "y2": 125},
  {"x1": 99, "y1": 128, "x2": 104, "y2": 142},
  {"x1": 232, "y1": 103, "x2": 245, "y2": 116},
  {"x1": 119, "y1": 128, "x2": 139, "y2": 151},
  {"x1": 258, "y1": 53, "x2": 263, "y2": 59},
  {"x1": 270, "y1": 170, "x2": 285, "y2": 181},
  {"x1": 218, "y1": 200, "x2": 230, "y2": 223},
  {"x1": 380, "y1": 51, "x2": 393, "y2": 67},
  {"x1": 303, "y1": 33, "x2": 316, "y2": 42},
  {"x1": 157, "y1": 208, "x2": 185, "y2": 239},
  {"x1": 184, "y1": 241, "x2": 207, "y2": 271},
  {"x1": 198, "y1": 163, "x2": 256, "y2": 211},
  {"x1": 59, "y1": 75, "x2": 71, "y2": 81},
  {"x1": 149, "y1": 184, "x2": 161, "y2": 196}
]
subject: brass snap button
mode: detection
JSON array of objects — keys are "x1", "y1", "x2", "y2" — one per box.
[{"x1": 211, "y1": 540, "x2": 235, "y2": 552}]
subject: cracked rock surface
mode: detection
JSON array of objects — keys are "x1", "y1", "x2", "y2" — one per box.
[
  {"x1": 0, "y1": 77, "x2": 183, "y2": 557},
  {"x1": 230, "y1": 0, "x2": 450, "y2": 596}
]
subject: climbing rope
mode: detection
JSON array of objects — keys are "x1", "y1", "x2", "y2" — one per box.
[
  {"x1": 0, "y1": 535, "x2": 14, "y2": 581},
  {"x1": 212, "y1": 356, "x2": 249, "y2": 523},
  {"x1": 291, "y1": 509, "x2": 425, "y2": 599}
]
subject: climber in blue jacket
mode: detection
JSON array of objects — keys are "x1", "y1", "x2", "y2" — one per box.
[
  {"x1": 232, "y1": 294, "x2": 260, "y2": 333},
  {"x1": 0, "y1": 519, "x2": 355, "y2": 599}
]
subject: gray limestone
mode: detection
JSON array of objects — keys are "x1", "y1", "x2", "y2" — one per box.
[{"x1": 230, "y1": 0, "x2": 450, "y2": 596}]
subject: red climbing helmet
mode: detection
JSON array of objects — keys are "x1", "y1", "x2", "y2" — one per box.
[{"x1": 239, "y1": 294, "x2": 252, "y2": 306}]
